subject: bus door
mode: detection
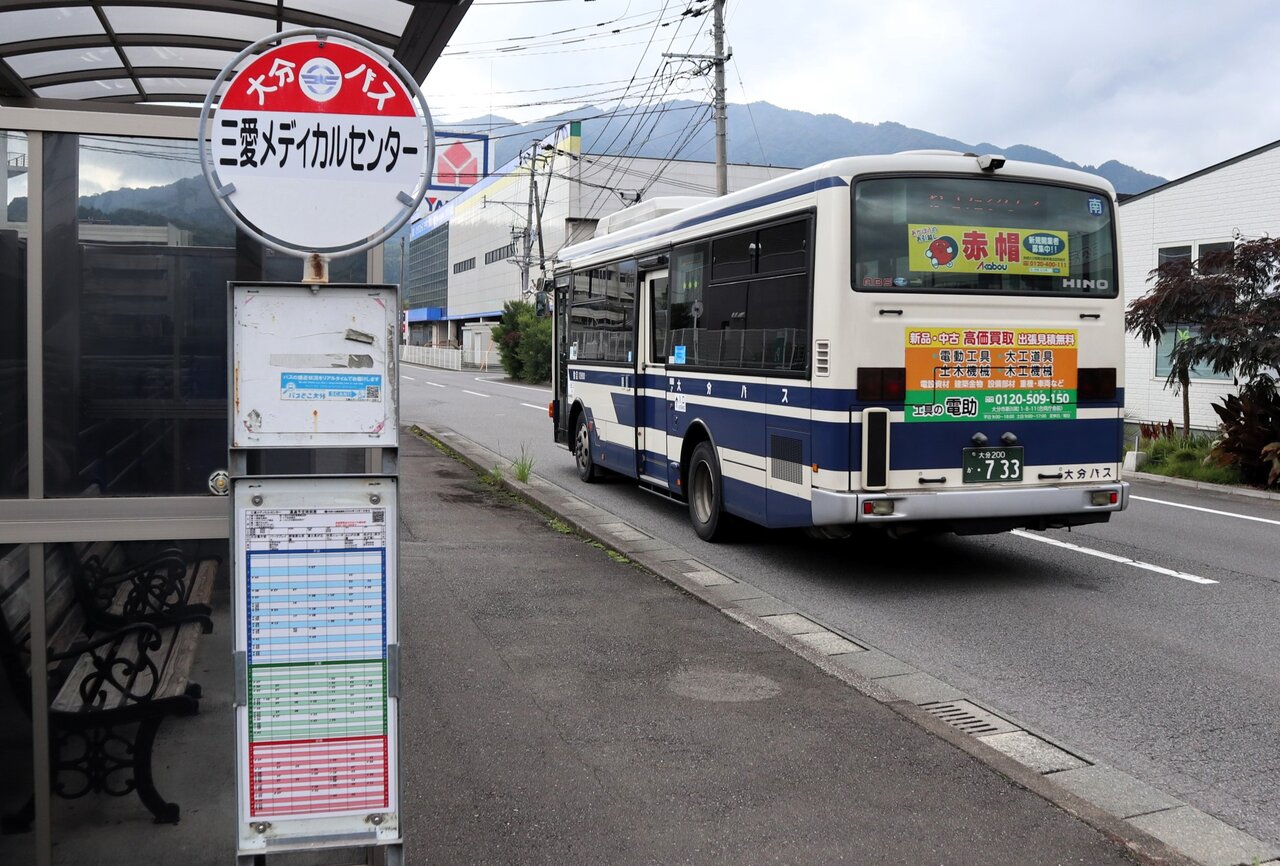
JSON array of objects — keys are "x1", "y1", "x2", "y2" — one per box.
[
  {"x1": 638, "y1": 268, "x2": 671, "y2": 487},
  {"x1": 552, "y1": 273, "x2": 571, "y2": 444}
]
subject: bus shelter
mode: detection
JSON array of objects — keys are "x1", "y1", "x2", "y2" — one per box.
[{"x1": 0, "y1": 3, "x2": 470, "y2": 864}]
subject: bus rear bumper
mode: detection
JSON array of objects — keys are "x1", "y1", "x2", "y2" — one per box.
[{"x1": 812, "y1": 482, "x2": 1130, "y2": 532}]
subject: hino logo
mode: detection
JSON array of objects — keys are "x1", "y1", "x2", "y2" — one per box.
[{"x1": 1063, "y1": 278, "x2": 1109, "y2": 290}]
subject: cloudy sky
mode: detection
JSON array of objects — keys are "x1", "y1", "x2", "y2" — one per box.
[{"x1": 423, "y1": 0, "x2": 1280, "y2": 181}]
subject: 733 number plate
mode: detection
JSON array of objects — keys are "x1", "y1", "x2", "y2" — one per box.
[{"x1": 962, "y1": 446, "x2": 1024, "y2": 483}]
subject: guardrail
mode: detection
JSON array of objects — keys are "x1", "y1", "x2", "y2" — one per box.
[{"x1": 401, "y1": 345, "x2": 462, "y2": 371}]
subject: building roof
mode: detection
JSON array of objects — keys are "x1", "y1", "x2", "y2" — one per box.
[
  {"x1": 0, "y1": 0, "x2": 470, "y2": 104},
  {"x1": 1120, "y1": 137, "x2": 1280, "y2": 205}
]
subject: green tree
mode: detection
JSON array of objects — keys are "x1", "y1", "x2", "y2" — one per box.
[
  {"x1": 516, "y1": 314, "x2": 552, "y2": 383},
  {"x1": 491, "y1": 299, "x2": 533, "y2": 381},
  {"x1": 1126, "y1": 236, "x2": 1280, "y2": 485}
]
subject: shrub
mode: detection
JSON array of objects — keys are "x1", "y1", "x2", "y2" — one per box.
[
  {"x1": 491, "y1": 299, "x2": 552, "y2": 384},
  {"x1": 515, "y1": 314, "x2": 552, "y2": 383},
  {"x1": 1205, "y1": 384, "x2": 1280, "y2": 489}
]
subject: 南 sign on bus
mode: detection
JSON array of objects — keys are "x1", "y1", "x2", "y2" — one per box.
[{"x1": 200, "y1": 29, "x2": 433, "y2": 256}]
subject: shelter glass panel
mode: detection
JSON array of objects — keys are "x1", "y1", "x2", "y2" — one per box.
[
  {"x1": 0, "y1": 543, "x2": 34, "y2": 866},
  {"x1": 41, "y1": 134, "x2": 233, "y2": 498},
  {"x1": 1, "y1": 130, "x2": 28, "y2": 499},
  {"x1": 44, "y1": 538, "x2": 231, "y2": 866}
]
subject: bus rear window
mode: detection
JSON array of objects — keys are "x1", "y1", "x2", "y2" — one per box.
[{"x1": 853, "y1": 176, "x2": 1117, "y2": 297}]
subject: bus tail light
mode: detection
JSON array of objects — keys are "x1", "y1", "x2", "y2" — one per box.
[
  {"x1": 548, "y1": 400, "x2": 557, "y2": 419},
  {"x1": 1091, "y1": 490, "x2": 1118, "y2": 506},
  {"x1": 858, "y1": 367, "x2": 906, "y2": 402},
  {"x1": 863, "y1": 499, "x2": 894, "y2": 516},
  {"x1": 1077, "y1": 368, "x2": 1117, "y2": 402}
]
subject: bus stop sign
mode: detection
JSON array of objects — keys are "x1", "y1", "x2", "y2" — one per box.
[{"x1": 204, "y1": 31, "x2": 432, "y2": 255}]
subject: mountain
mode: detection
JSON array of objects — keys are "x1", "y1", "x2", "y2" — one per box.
[{"x1": 453, "y1": 100, "x2": 1166, "y2": 195}]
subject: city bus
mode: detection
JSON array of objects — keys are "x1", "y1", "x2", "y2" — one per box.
[{"x1": 549, "y1": 151, "x2": 1129, "y2": 541}]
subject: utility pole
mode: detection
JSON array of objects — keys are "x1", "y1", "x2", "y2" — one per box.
[
  {"x1": 712, "y1": 0, "x2": 727, "y2": 196},
  {"x1": 519, "y1": 139, "x2": 538, "y2": 299},
  {"x1": 664, "y1": 1, "x2": 730, "y2": 196}
]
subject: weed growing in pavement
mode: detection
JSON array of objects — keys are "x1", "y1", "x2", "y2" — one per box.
[
  {"x1": 512, "y1": 444, "x2": 535, "y2": 483},
  {"x1": 483, "y1": 463, "x2": 504, "y2": 486},
  {"x1": 607, "y1": 550, "x2": 631, "y2": 565},
  {"x1": 546, "y1": 518, "x2": 573, "y2": 534}
]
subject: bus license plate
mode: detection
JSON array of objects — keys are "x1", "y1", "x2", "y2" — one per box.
[{"x1": 962, "y1": 446, "x2": 1024, "y2": 483}]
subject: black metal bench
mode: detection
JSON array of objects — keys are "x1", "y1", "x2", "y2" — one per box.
[{"x1": 0, "y1": 542, "x2": 220, "y2": 829}]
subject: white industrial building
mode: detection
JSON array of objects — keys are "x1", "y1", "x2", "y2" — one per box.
[
  {"x1": 404, "y1": 121, "x2": 794, "y2": 356},
  {"x1": 1119, "y1": 139, "x2": 1280, "y2": 430}
]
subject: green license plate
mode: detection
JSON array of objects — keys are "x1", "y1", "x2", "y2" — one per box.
[{"x1": 962, "y1": 446, "x2": 1024, "y2": 483}]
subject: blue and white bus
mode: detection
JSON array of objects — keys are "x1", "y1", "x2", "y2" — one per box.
[{"x1": 550, "y1": 151, "x2": 1129, "y2": 541}]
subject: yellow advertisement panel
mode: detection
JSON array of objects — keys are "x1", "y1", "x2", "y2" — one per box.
[{"x1": 907, "y1": 224, "x2": 1070, "y2": 277}]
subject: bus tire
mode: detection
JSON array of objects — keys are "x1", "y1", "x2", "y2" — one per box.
[
  {"x1": 574, "y1": 413, "x2": 599, "y2": 483},
  {"x1": 687, "y1": 441, "x2": 732, "y2": 542}
]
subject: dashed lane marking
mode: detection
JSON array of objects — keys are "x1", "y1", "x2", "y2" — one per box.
[
  {"x1": 462, "y1": 390, "x2": 490, "y2": 398},
  {"x1": 1010, "y1": 530, "x2": 1218, "y2": 585}
]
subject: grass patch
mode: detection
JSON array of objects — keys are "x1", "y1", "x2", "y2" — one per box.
[
  {"x1": 1138, "y1": 433, "x2": 1243, "y2": 485},
  {"x1": 546, "y1": 517, "x2": 573, "y2": 534},
  {"x1": 511, "y1": 444, "x2": 535, "y2": 483}
]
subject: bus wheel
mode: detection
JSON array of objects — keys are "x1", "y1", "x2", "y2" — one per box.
[
  {"x1": 687, "y1": 441, "x2": 731, "y2": 542},
  {"x1": 574, "y1": 414, "x2": 599, "y2": 483}
]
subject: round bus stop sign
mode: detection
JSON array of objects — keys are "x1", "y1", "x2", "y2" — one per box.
[{"x1": 201, "y1": 30, "x2": 433, "y2": 256}]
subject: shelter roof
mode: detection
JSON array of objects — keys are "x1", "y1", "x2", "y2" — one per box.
[{"x1": 0, "y1": 1, "x2": 470, "y2": 105}]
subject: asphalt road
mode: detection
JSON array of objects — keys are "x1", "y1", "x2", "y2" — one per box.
[{"x1": 399, "y1": 363, "x2": 1280, "y2": 849}]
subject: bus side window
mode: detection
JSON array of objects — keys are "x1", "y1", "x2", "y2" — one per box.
[
  {"x1": 651, "y1": 276, "x2": 670, "y2": 361},
  {"x1": 671, "y1": 243, "x2": 708, "y2": 363}
]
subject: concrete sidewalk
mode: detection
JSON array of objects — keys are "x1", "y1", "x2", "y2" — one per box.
[{"x1": 397, "y1": 429, "x2": 1197, "y2": 866}]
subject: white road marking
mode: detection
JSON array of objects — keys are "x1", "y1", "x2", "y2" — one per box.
[
  {"x1": 426, "y1": 382, "x2": 445, "y2": 388},
  {"x1": 476, "y1": 376, "x2": 549, "y2": 394},
  {"x1": 462, "y1": 390, "x2": 490, "y2": 398},
  {"x1": 521, "y1": 403, "x2": 546, "y2": 411},
  {"x1": 402, "y1": 376, "x2": 415, "y2": 381},
  {"x1": 1010, "y1": 530, "x2": 1218, "y2": 585},
  {"x1": 1131, "y1": 495, "x2": 1280, "y2": 527}
]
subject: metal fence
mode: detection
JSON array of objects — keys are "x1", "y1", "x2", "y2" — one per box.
[{"x1": 400, "y1": 345, "x2": 463, "y2": 371}]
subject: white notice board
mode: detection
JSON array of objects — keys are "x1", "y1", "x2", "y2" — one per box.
[
  {"x1": 233, "y1": 475, "x2": 399, "y2": 853},
  {"x1": 231, "y1": 283, "x2": 398, "y2": 448}
]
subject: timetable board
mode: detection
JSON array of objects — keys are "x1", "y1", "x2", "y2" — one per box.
[
  {"x1": 231, "y1": 282, "x2": 399, "y2": 449},
  {"x1": 233, "y1": 475, "x2": 399, "y2": 852}
]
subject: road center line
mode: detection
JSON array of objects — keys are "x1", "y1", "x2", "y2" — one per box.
[
  {"x1": 462, "y1": 390, "x2": 490, "y2": 398},
  {"x1": 1010, "y1": 530, "x2": 1218, "y2": 585},
  {"x1": 401, "y1": 376, "x2": 415, "y2": 381},
  {"x1": 426, "y1": 382, "x2": 445, "y2": 388},
  {"x1": 1131, "y1": 495, "x2": 1280, "y2": 526},
  {"x1": 521, "y1": 403, "x2": 546, "y2": 411}
]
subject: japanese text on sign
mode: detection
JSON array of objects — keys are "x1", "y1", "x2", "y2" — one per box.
[
  {"x1": 907, "y1": 223, "x2": 1071, "y2": 277},
  {"x1": 904, "y1": 327, "x2": 1079, "y2": 423}
]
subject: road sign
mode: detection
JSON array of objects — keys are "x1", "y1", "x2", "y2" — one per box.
[{"x1": 202, "y1": 30, "x2": 433, "y2": 256}]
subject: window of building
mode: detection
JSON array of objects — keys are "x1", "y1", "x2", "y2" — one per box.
[
  {"x1": 484, "y1": 242, "x2": 515, "y2": 265},
  {"x1": 1152, "y1": 243, "x2": 1233, "y2": 381},
  {"x1": 452, "y1": 257, "x2": 475, "y2": 274}
]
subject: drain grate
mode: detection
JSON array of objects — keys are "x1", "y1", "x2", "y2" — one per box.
[{"x1": 921, "y1": 700, "x2": 1021, "y2": 736}]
